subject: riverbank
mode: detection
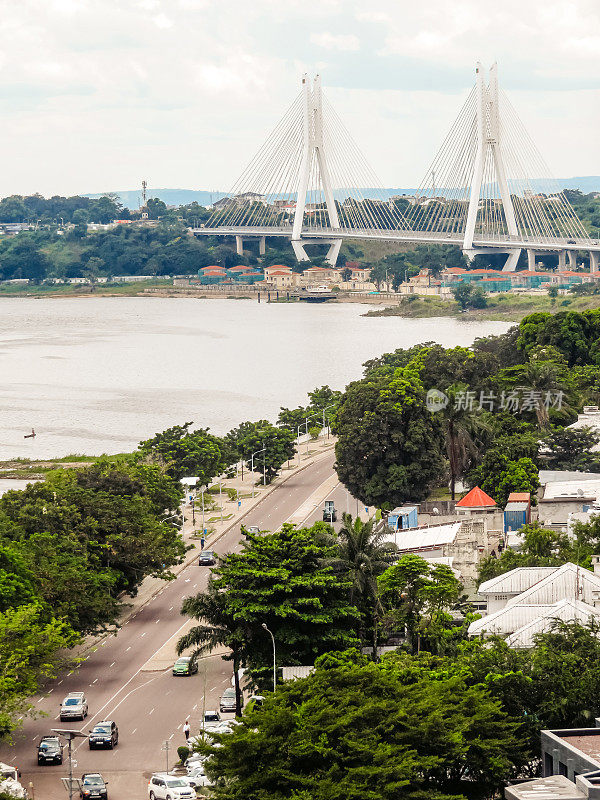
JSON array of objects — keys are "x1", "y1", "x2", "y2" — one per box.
[
  {"x1": 0, "y1": 279, "x2": 171, "y2": 297},
  {"x1": 364, "y1": 292, "x2": 600, "y2": 321}
]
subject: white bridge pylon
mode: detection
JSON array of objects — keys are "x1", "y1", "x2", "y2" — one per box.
[{"x1": 203, "y1": 66, "x2": 597, "y2": 272}]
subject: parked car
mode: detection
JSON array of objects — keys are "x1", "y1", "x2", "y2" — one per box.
[
  {"x1": 172, "y1": 657, "x2": 198, "y2": 676},
  {"x1": 79, "y1": 773, "x2": 108, "y2": 799},
  {"x1": 37, "y1": 736, "x2": 63, "y2": 765},
  {"x1": 88, "y1": 721, "x2": 119, "y2": 750},
  {"x1": 60, "y1": 691, "x2": 88, "y2": 721},
  {"x1": 171, "y1": 769, "x2": 211, "y2": 789},
  {"x1": 198, "y1": 550, "x2": 216, "y2": 566},
  {"x1": 244, "y1": 525, "x2": 260, "y2": 537},
  {"x1": 148, "y1": 774, "x2": 195, "y2": 800},
  {"x1": 219, "y1": 687, "x2": 242, "y2": 713}
]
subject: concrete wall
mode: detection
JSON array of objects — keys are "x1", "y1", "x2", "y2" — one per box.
[{"x1": 542, "y1": 730, "x2": 600, "y2": 782}]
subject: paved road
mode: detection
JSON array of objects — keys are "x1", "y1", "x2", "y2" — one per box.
[{"x1": 0, "y1": 450, "x2": 341, "y2": 800}]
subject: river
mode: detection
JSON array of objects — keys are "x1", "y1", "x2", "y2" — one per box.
[{"x1": 0, "y1": 297, "x2": 511, "y2": 460}]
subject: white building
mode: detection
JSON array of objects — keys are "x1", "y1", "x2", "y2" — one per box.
[{"x1": 469, "y1": 560, "x2": 600, "y2": 645}]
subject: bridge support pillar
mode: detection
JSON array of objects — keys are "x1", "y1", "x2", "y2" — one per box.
[
  {"x1": 568, "y1": 251, "x2": 577, "y2": 269},
  {"x1": 503, "y1": 250, "x2": 521, "y2": 271},
  {"x1": 558, "y1": 250, "x2": 567, "y2": 269},
  {"x1": 291, "y1": 238, "x2": 343, "y2": 266},
  {"x1": 527, "y1": 249, "x2": 536, "y2": 271},
  {"x1": 259, "y1": 236, "x2": 266, "y2": 256},
  {"x1": 590, "y1": 250, "x2": 599, "y2": 274},
  {"x1": 235, "y1": 235, "x2": 244, "y2": 256}
]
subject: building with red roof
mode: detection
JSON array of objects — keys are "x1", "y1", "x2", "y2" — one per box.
[{"x1": 456, "y1": 486, "x2": 497, "y2": 514}]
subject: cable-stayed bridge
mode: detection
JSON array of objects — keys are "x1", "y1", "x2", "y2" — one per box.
[{"x1": 193, "y1": 64, "x2": 599, "y2": 272}]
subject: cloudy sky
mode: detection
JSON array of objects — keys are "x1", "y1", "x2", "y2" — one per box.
[{"x1": 1, "y1": 0, "x2": 599, "y2": 197}]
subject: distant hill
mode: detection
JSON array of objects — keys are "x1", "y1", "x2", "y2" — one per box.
[{"x1": 87, "y1": 177, "x2": 600, "y2": 209}]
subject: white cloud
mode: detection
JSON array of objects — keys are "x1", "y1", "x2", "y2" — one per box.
[
  {"x1": 0, "y1": 0, "x2": 597, "y2": 196},
  {"x1": 310, "y1": 32, "x2": 360, "y2": 52}
]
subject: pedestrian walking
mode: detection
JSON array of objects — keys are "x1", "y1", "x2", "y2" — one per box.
[{"x1": 183, "y1": 719, "x2": 190, "y2": 742}]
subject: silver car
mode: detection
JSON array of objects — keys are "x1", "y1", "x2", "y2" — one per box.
[{"x1": 60, "y1": 692, "x2": 88, "y2": 721}]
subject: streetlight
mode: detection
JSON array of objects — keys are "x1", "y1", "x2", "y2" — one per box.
[
  {"x1": 52, "y1": 729, "x2": 87, "y2": 800},
  {"x1": 261, "y1": 623, "x2": 276, "y2": 694},
  {"x1": 251, "y1": 446, "x2": 266, "y2": 497}
]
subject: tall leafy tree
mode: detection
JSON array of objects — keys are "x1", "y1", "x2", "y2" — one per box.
[
  {"x1": 198, "y1": 649, "x2": 526, "y2": 800},
  {"x1": 180, "y1": 524, "x2": 358, "y2": 689},
  {"x1": 139, "y1": 422, "x2": 225, "y2": 482},
  {"x1": 335, "y1": 362, "x2": 445, "y2": 507}
]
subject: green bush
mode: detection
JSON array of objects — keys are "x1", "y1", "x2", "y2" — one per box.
[{"x1": 177, "y1": 745, "x2": 190, "y2": 764}]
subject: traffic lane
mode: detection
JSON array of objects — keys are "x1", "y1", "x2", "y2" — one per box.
[
  {"x1": 20, "y1": 655, "x2": 234, "y2": 800},
  {"x1": 299, "y1": 479, "x2": 367, "y2": 530},
  {"x1": 1, "y1": 452, "x2": 338, "y2": 768}
]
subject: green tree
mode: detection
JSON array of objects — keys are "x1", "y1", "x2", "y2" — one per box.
[
  {"x1": 548, "y1": 285, "x2": 559, "y2": 305},
  {"x1": 198, "y1": 650, "x2": 526, "y2": 800},
  {"x1": 235, "y1": 420, "x2": 296, "y2": 483},
  {"x1": 451, "y1": 281, "x2": 474, "y2": 310},
  {"x1": 540, "y1": 426, "x2": 600, "y2": 471},
  {"x1": 328, "y1": 513, "x2": 397, "y2": 652},
  {"x1": 0, "y1": 604, "x2": 77, "y2": 740},
  {"x1": 379, "y1": 554, "x2": 463, "y2": 654},
  {"x1": 139, "y1": 422, "x2": 225, "y2": 482},
  {"x1": 469, "y1": 452, "x2": 539, "y2": 508},
  {"x1": 436, "y1": 384, "x2": 486, "y2": 500},
  {"x1": 335, "y1": 362, "x2": 445, "y2": 507},
  {"x1": 182, "y1": 524, "x2": 358, "y2": 689}
]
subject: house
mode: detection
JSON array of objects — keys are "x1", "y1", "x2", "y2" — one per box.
[
  {"x1": 455, "y1": 486, "x2": 497, "y2": 515},
  {"x1": 263, "y1": 265, "x2": 300, "y2": 288},
  {"x1": 507, "y1": 720, "x2": 600, "y2": 798},
  {"x1": 538, "y1": 472, "x2": 600, "y2": 527},
  {"x1": 469, "y1": 561, "x2": 600, "y2": 644},
  {"x1": 380, "y1": 518, "x2": 497, "y2": 585},
  {"x1": 302, "y1": 266, "x2": 342, "y2": 285}
]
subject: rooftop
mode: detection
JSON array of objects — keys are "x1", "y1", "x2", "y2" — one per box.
[
  {"x1": 383, "y1": 521, "x2": 461, "y2": 551},
  {"x1": 505, "y1": 775, "x2": 586, "y2": 800},
  {"x1": 456, "y1": 486, "x2": 496, "y2": 508}
]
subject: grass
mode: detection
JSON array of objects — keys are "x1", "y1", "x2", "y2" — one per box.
[
  {"x1": 0, "y1": 451, "x2": 132, "y2": 478},
  {"x1": 0, "y1": 279, "x2": 172, "y2": 297},
  {"x1": 365, "y1": 292, "x2": 600, "y2": 321}
]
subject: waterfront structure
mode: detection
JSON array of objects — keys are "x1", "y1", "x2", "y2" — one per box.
[{"x1": 193, "y1": 65, "x2": 600, "y2": 271}]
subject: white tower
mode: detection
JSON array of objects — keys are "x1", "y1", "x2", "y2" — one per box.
[
  {"x1": 291, "y1": 75, "x2": 342, "y2": 265},
  {"x1": 463, "y1": 63, "x2": 521, "y2": 271}
]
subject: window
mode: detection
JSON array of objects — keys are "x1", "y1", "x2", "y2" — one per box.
[
  {"x1": 559, "y1": 761, "x2": 568, "y2": 777},
  {"x1": 544, "y1": 752, "x2": 553, "y2": 776}
]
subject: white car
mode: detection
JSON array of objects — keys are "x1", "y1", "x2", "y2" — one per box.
[{"x1": 147, "y1": 774, "x2": 195, "y2": 800}]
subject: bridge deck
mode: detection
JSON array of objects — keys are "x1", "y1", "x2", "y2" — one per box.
[{"x1": 192, "y1": 226, "x2": 600, "y2": 252}]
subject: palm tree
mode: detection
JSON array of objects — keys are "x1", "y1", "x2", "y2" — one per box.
[
  {"x1": 328, "y1": 513, "x2": 397, "y2": 655},
  {"x1": 440, "y1": 385, "x2": 487, "y2": 500},
  {"x1": 177, "y1": 585, "x2": 245, "y2": 717}
]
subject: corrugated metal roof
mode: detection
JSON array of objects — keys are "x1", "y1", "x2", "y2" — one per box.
[
  {"x1": 505, "y1": 502, "x2": 529, "y2": 511},
  {"x1": 469, "y1": 603, "x2": 556, "y2": 637},
  {"x1": 505, "y1": 599, "x2": 600, "y2": 648},
  {"x1": 509, "y1": 562, "x2": 600, "y2": 607},
  {"x1": 390, "y1": 505, "x2": 418, "y2": 514},
  {"x1": 479, "y1": 566, "x2": 558, "y2": 595},
  {"x1": 382, "y1": 522, "x2": 461, "y2": 551},
  {"x1": 539, "y1": 470, "x2": 600, "y2": 484}
]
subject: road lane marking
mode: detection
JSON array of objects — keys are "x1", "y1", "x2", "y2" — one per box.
[
  {"x1": 169, "y1": 733, "x2": 175, "y2": 740},
  {"x1": 169, "y1": 606, "x2": 174, "y2": 611},
  {"x1": 155, "y1": 619, "x2": 160, "y2": 624},
  {"x1": 131, "y1": 728, "x2": 137, "y2": 735},
  {"x1": 192, "y1": 704, "x2": 197, "y2": 711},
  {"x1": 149, "y1": 707, "x2": 155, "y2": 715},
  {"x1": 125, "y1": 647, "x2": 131, "y2": 652},
  {"x1": 140, "y1": 632, "x2": 146, "y2": 637},
  {"x1": 92, "y1": 678, "x2": 98, "y2": 684},
  {"x1": 109, "y1": 662, "x2": 116, "y2": 668},
  {"x1": 57, "y1": 680, "x2": 63, "y2": 686}
]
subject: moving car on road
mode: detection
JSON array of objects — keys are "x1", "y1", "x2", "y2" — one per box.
[
  {"x1": 219, "y1": 687, "x2": 242, "y2": 713},
  {"x1": 60, "y1": 691, "x2": 88, "y2": 721},
  {"x1": 37, "y1": 736, "x2": 63, "y2": 765},
  {"x1": 197, "y1": 550, "x2": 216, "y2": 566},
  {"x1": 148, "y1": 774, "x2": 195, "y2": 800},
  {"x1": 79, "y1": 773, "x2": 108, "y2": 799},
  {"x1": 88, "y1": 721, "x2": 119, "y2": 750},
  {"x1": 172, "y1": 656, "x2": 198, "y2": 676},
  {"x1": 323, "y1": 500, "x2": 337, "y2": 522}
]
